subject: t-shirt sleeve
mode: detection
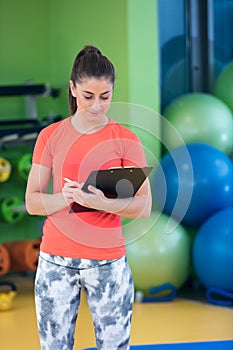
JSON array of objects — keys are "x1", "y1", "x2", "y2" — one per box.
[
  {"x1": 120, "y1": 127, "x2": 148, "y2": 167},
  {"x1": 32, "y1": 127, "x2": 53, "y2": 168}
]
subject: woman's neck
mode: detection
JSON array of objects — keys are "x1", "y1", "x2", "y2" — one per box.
[{"x1": 71, "y1": 113, "x2": 109, "y2": 134}]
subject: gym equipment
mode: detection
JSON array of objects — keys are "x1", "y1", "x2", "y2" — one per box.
[
  {"x1": 0, "y1": 281, "x2": 17, "y2": 311},
  {"x1": 0, "y1": 245, "x2": 10, "y2": 275},
  {"x1": 3, "y1": 239, "x2": 40, "y2": 271},
  {"x1": 153, "y1": 143, "x2": 233, "y2": 227},
  {"x1": 0, "y1": 83, "x2": 60, "y2": 120},
  {"x1": 193, "y1": 207, "x2": 233, "y2": 292},
  {"x1": 214, "y1": 61, "x2": 233, "y2": 112},
  {"x1": 135, "y1": 284, "x2": 177, "y2": 303},
  {"x1": 162, "y1": 92, "x2": 233, "y2": 155},
  {"x1": 17, "y1": 153, "x2": 32, "y2": 180},
  {"x1": 206, "y1": 286, "x2": 233, "y2": 307},
  {"x1": 0, "y1": 83, "x2": 60, "y2": 97},
  {"x1": 0, "y1": 196, "x2": 26, "y2": 224},
  {"x1": 0, "y1": 157, "x2": 12, "y2": 182},
  {"x1": 123, "y1": 212, "x2": 191, "y2": 297},
  {"x1": 0, "y1": 83, "x2": 61, "y2": 147},
  {"x1": 142, "y1": 283, "x2": 177, "y2": 302},
  {"x1": 0, "y1": 116, "x2": 62, "y2": 145}
]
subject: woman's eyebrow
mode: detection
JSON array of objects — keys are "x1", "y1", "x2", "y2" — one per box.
[{"x1": 81, "y1": 90, "x2": 111, "y2": 95}]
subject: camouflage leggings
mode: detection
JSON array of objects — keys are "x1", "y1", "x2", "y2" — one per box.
[{"x1": 35, "y1": 252, "x2": 134, "y2": 350}]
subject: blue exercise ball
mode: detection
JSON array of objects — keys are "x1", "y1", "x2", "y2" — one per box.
[
  {"x1": 193, "y1": 207, "x2": 233, "y2": 291},
  {"x1": 153, "y1": 143, "x2": 233, "y2": 227}
]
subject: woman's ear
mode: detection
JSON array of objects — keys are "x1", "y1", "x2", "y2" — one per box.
[{"x1": 69, "y1": 80, "x2": 77, "y2": 97}]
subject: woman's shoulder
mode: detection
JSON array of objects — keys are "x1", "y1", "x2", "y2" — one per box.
[
  {"x1": 109, "y1": 119, "x2": 141, "y2": 141},
  {"x1": 38, "y1": 117, "x2": 69, "y2": 138}
]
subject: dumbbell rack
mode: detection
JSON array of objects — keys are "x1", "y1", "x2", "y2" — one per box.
[
  {"x1": 0, "y1": 83, "x2": 61, "y2": 146},
  {"x1": 0, "y1": 83, "x2": 61, "y2": 276},
  {"x1": 0, "y1": 117, "x2": 61, "y2": 146}
]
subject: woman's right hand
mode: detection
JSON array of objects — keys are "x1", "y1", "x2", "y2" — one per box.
[
  {"x1": 26, "y1": 164, "x2": 76, "y2": 216},
  {"x1": 62, "y1": 180, "x2": 80, "y2": 204}
]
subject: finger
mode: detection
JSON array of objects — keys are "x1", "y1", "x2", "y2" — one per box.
[
  {"x1": 64, "y1": 181, "x2": 79, "y2": 189},
  {"x1": 87, "y1": 185, "x2": 97, "y2": 194},
  {"x1": 87, "y1": 185, "x2": 104, "y2": 198},
  {"x1": 62, "y1": 189, "x2": 74, "y2": 203}
]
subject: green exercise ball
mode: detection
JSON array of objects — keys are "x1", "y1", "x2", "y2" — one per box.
[
  {"x1": 123, "y1": 212, "x2": 191, "y2": 296},
  {"x1": 162, "y1": 93, "x2": 233, "y2": 155},
  {"x1": 214, "y1": 61, "x2": 233, "y2": 113}
]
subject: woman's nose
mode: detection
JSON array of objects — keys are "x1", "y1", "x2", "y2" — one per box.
[{"x1": 91, "y1": 99, "x2": 102, "y2": 111}]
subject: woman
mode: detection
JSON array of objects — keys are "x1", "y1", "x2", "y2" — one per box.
[{"x1": 26, "y1": 45, "x2": 152, "y2": 350}]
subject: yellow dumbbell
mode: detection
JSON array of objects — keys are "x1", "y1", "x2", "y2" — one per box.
[
  {"x1": 0, "y1": 281, "x2": 17, "y2": 311},
  {"x1": 0, "y1": 157, "x2": 12, "y2": 182}
]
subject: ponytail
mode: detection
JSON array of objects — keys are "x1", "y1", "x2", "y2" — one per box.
[{"x1": 68, "y1": 45, "x2": 115, "y2": 114}]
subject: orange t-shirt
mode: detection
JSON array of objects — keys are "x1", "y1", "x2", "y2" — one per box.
[{"x1": 32, "y1": 117, "x2": 147, "y2": 260}]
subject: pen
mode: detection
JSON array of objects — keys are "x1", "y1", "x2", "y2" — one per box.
[{"x1": 64, "y1": 177, "x2": 73, "y2": 182}]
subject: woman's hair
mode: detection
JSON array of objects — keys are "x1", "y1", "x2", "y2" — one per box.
[{"x1": 68, "y1": 45, "x2": 115, "y2": 114}]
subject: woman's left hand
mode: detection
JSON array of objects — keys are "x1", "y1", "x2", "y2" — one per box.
[
  {"x1": 73, "y1": 180, "x2": 151, "y2": 218},
  {"x1": 73, "y1": 185, "x2": 106, "y2": 210}
]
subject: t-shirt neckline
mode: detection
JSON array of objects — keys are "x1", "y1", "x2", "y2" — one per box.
[{"x1": 67, "y1": 116, "x2": 113, "y2": 136}]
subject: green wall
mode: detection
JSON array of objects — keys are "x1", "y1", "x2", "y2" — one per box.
[
  {"x1": 0, "y1": 1, "x2": 51, "y2": 83},
  {"x1": 0, "y1": 0, "x2": 160, "y2": 244},
  {"x1": 49, "y1": 0, "x2": 130, "y2": 116},
  {"x1": 127, "y1": 0, "x2": 160, "y2": 111},
  {"x1": 0, "y1": 0, "x2": 159, "y2": 117},
  {"x1": 0, "y1": 0, "x2": 130, "y2": 119}
]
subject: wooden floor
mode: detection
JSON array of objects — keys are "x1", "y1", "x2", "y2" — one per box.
[{"x1": 0, "y1": 275, "x2": 232, "y2": 350}]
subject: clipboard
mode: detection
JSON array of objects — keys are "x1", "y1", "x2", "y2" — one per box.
[{"x1": 70, "y1": 166, "x2": 152, "y2": 213}]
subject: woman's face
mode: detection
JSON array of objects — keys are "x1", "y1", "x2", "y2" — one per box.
[{"x1": 70, "y1": 77, "x2": 113, "y2": 118}]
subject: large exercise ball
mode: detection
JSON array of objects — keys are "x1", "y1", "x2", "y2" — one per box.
[
  {"x1": 193, "y1": 207, "x2": 233, "y2": 291},
  {"x1": 153, "y1": 143, "x2": 233, "y2": 227},
  {"x1": 162, "y1": 93, "x2": 233, "y2": 155},
  {"x1": 214, "y1": 61, "x2": 233, "y2": 113},
  {"x1": 123, "y1": 212, "x2": 191, "y2": 296}
]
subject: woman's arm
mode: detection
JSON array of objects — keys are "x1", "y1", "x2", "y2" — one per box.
[
  {"x1": 102, "y1": 178, "x2": 152, "y2": 218},
  {"x1": 25, "y1": 163, "x2": 152, "y2": 218},
  {"x1": 25, "y1": 164, "x2": 69, "y2": 216},
  {"x1": 71, "y1": 178, "x2": 152, "y2": 218}
]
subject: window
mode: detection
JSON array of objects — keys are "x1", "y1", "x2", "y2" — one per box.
[{"x1": 158, "y1": 0, "x2": 233, "y2": 111}]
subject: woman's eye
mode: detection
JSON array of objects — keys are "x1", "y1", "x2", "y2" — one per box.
[{"x1": 84, "y1": 95, "x2": 110, "y2": 100}]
